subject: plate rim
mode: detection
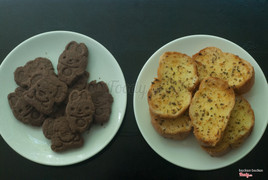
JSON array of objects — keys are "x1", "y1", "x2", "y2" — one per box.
[
  {"x1": 133, "y1": 34, "x2": 268, "y2": 171},
  {"x1": 0, "y1": 30, "x2": 127, "y2": 166}
]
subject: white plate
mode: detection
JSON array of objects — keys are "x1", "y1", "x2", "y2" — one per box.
[
  {"x1": 134, "y1": 35, "x2": 268, "y2": 170},
  {"x1": 0, "y1": 31, "x2": 127, "y2": 166}
]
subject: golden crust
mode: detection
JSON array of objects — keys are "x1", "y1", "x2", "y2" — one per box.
[
  {"x1": 202, "y1": 96, "x2": 255, "y2": 156},
  {"x1": 148, "y1": 48, "x2": 255, "y2": 155},
  {"x1": 148, "y1": 52, "x2": 199, "y2": 118},
  {"x1": 147, "y1": 81, "x2": 192, "y2": 118},
  {"x1": 192, "y1": 47, "x2": 255, "y2": 94},
  {"x1": 150, "y1": 110, "x2": 192, "y2": 140},
  {"x1": 189, "y1": 77, "x2": 235, "y2": 147}
]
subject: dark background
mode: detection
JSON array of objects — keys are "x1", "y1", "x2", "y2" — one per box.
[{"x1": 0, "y1": 0, "x2": 267, "y2": 179}]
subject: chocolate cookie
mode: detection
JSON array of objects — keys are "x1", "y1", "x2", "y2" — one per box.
[
  {"x1": 64, "y1": 71, "x2": 89, "y2": 104},
  {"x1": 24, "y1": 75, "x2": 68, "y2": 115},
  {"x1": 44, "y1": 116, "x2": 84, "y2": 152},
  {"x1": 8, "y1": 87, "x2": 46, "y2": 126},
  {"x1": 42, "y1": 118, "x2": 54, "y2": 139},
  {"x1": 87, "y1": 81, "x2": 113, "y2": 124},
  {"x1": 49, "y1": 103, "x2": 66, "y2": 119},
  {"x1": 57, "y1": 41, "x2": 88, "y2": 85},
  {"x1": 14, "y1": 57, "x2": 55, "y2": 89},
  {"x1": 66, "y1": 90, "x2": 95, "y2": 133}
]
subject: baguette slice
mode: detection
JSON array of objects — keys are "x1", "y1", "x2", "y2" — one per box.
[
  {"x1": 148, "y1": 52, "x2": 199, "y2": 118},
  {"x1": 202, "y1": 96, "x2": 254, "y2": 156},
  {"x1": 192, "y1": 47, "x2": 254, "y2": 94},
  {"x1": 148, "y1": 79, "x2": 192, "y2": 119},
  {"x1": 189, "y1": 77, "x2": 235, "y2": 147},
  {"x1": 157, "y1": 52, "x2": 199, "y2": 91},
  {"x1": 150, "y1": 110, "x2": 192, "y2": 140}
]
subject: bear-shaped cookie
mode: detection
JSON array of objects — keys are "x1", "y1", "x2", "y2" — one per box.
[
  {"x1": 87, "y1": 81, "x2": 113, "y2": 124},
  {"x1": 42, "y1": 117, "x2": 84, "y2": 152},
  {"x1": 8, "y1": 87, "x2": 46, "y2": 126},
  {"x1": 14, "y1": 57, "x2": 55, "y2": 89},
  {"x1": 24, "y1": 75, "x2": 68, "y2": 115}
]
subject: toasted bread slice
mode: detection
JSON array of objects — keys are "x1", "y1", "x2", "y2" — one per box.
[
  {"x1": 189, "y1": 77, "x2": 235, "y2": 147},
  {"x1": 157, "y1": 52, "x2": 199, "y2": 91},
  {"x1": 192, "y1": 47, "x2": 254, "y2": 94},
  {"x1": 148, "y1": 79, "x2": 193, "y2": 118},
  {"x1": 202, "y1": 96, "x2": 254, "y2": 156},
  {"x1": 148, "y1": 52, "x2": 199, "y2": 118},
  {"x1": 150, "y1": 110, "x2": 192, "y2": 140}
]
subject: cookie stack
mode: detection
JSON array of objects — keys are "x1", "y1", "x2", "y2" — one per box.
[{"x1": 8, "y1": 41, "x2": 113, "y2": 152}]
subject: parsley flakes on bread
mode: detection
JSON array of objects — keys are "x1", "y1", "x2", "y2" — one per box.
[
  {"x1": 192, "y1": 47, "x2": 254, "y2": 94},
  {"x1": 147, "y1": 46, "x2": 255, "y2": 157},
  {"x1": 148, "y1": 52, "x2": 199, "y2": 119}
]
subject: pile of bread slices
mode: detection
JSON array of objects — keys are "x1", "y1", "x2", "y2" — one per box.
[{"x1": 147, "y1": 47, "x2": 255, "y2": 156}]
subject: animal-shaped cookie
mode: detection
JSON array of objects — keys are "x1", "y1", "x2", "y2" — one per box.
[
  {"x1": 42, "y1": 118, "x2": 55, "y2": 139},
  {"x1": 66, "y1": 90, "x2": 95, "y2": 133},
  {"x1": 57, "y1": 41, "x2": 88, "y2": 85},
  {"x1": 42, "y1": 117, "x2": 84, "y2": 152},
  {"x1": 64, "y1": 71, "x2": 89, "y2": 104},
  {"x1": 14, "y1": 57, "x2": 55, "y2": 89},
  {"x1": 24, "y1": 75, "x2": 68, "y2": 115},
  {"x1": 87, "y1": 81, "x2": 113, "y2": 124},
  {"x1": 69, "y1": 71, "x2": 89, "y2": 90},
  {"x1": 8, "y1": 87, "x2": 46, "y2": 126}
]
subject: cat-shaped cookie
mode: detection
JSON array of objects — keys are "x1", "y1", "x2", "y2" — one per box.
[
  {"x1": 66, "y1": 89, "x2": 95, "y2": 133},
  {"x1": 57, "y1": 41, "x2": 88, "y2": 85},
  {"x1": 63, "y1": 71, "x2": 89, "y2": 104}
]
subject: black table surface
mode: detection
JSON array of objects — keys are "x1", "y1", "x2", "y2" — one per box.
[{"x1": 0, "y1": 0, "x2": 267, "y2": 179}]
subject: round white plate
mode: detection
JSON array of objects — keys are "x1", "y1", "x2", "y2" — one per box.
[
  {"x1": 134, "y1": 34, "x2": 268, "y2": 170},
  {"x1": 0, "y1": 31, "x2": 127, "y2": 166}
]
